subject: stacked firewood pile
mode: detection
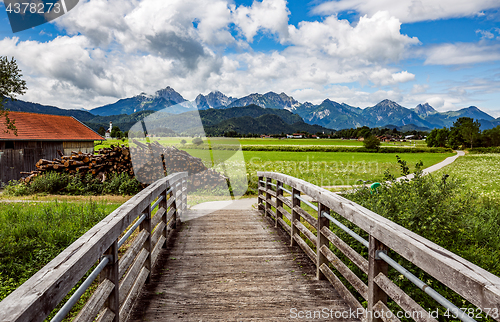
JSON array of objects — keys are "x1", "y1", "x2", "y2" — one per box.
[
  {"x1": 21, "y1": 141, "x2": 230, "y2": 192},
  {"x1": 21, "y1": 145, "x2": 133, "y2": 183}
]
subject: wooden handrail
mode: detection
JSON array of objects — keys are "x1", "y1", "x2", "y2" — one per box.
[
  {"x1": 258, "y1": 171, "x2": 500, "y2": 322},
  {"x1": 0, "y1": 172, "x2": 188, "y2": 322}
]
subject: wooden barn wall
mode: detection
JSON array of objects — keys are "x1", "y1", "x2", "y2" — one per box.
[
  {"x1": 63, "y1": 141, "x2": 94, "y2": 155},
  {"x1": 0, "y1": 141, "x2": 94, "y2": 183}
]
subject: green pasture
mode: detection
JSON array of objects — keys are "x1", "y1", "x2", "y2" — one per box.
[
  {"x1": 94, "y1": 137, "x2": 427, "y2": 150},
  {"x1": 237, "y1": 138, "x2": 427, "y2": 147},
  {"x1": 242, "y1": 151, "x2": 454, "y2": 187},
  {"x1": 433, "y1": 153, "x2": 500, "y2": 197}
]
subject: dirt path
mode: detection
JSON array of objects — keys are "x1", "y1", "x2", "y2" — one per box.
[{"x1": 128, "y1": 209, "x2": 359, "y2": 321}]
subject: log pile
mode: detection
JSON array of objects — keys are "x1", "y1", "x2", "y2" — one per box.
[
  {"x1": 22, "y1": 146, "x2": 133, "y2": 183},
  {"x1": 22, "y1": 141, "x2": 230, "y2": 193}
]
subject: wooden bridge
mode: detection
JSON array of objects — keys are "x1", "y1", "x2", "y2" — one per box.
[{"x1": 0, "y1": 172, "x2": 499, "y2": 322}]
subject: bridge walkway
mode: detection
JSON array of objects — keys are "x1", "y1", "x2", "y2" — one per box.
[{"x1": 127, "y1": 208, "x2": 358, "y2": 321}]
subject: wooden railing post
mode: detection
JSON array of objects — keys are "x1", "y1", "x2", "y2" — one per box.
[
  {"x1": 275, "y1": 181, "x2": 283, "y2": 228},
  {"x1": 265, "y1": 178, "x2": 272, "y2": 218},
  {"x1": 140, "y1": 205, "x2": 152, "y2": 283},
  {"x1": 182, "y1": 177, "x2": 188, "y2": 213},
  {"x1": 160, "y1": 186, "x2": 168, "y2": 248},
  {"x1": 368, "y1": 235, "x2": 388, "y2": 322},
  {"x1": 171, "y1": 184, "x2": 178, "y2": 229},
  {"x1": 317, "y1": 204, "x2": 329, "y2": 280},
  {"x1": 291, "y1": 188, "x2": 300, "y2": 246},
  {"x1": 101, "y1": 240, "x2": 119, "y2": 322},
  {"x1": 258, "y1": 176, "x2": 265, "y2": 213}
]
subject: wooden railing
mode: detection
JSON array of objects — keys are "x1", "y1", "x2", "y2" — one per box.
[
  {"x1": 0, "y1": 172, "x2": 188, "y2": 322},
  {"x1": 258, "y1": 171, "x2": 500, "y2": 322}
]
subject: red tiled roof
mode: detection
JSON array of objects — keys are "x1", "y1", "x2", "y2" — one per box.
[{"x1": 0, "y1": 111, "x2": 104, "y2": 141}]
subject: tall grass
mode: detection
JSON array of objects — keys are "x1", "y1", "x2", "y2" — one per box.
[{"x1": 0, "y1": 201, "x2": 119, "y2": 301}]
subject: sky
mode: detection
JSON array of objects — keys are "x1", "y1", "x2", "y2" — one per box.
[{"x1": 0, "y1": 0, "x2": 499, "y2": 116}]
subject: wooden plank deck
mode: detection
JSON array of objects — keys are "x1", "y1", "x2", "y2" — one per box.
[{"x1": 127, "y1": 209, "x2": 360, "y2": 321}]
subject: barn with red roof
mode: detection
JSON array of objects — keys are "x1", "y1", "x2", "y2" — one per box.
[{"x1": 0, "y1": 111, "x2": 103, "y2": 182}]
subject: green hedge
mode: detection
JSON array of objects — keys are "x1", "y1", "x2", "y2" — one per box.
[
  {"x1": 187, "y1": 144, "x2": 452, "y2": 153},
  {"x1": 469, "y1": 147, "x2": 500, "y2": 154},
  {"x1": 241, "y1": 145, "x2": 453, "y2": 153}
]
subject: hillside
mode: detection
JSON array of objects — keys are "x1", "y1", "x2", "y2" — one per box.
[{"x1": 204, "y1": 114, "x2": 332, "y2": 136}]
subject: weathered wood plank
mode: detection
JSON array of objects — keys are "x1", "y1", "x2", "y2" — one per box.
[
  {"x1": 277, "y1": 217, "x2": 291, "y2": 235},
  {"x1": 293, "y1": 219, "x2": 317, "y2": 247},
  {"x1": 151, "y1": 207, "x2": 166, "y2": 230},
  {"x1": 321, "y1": 226, "x2": 368, "y2": 274},
  {"x1": 266, "y1": 208, "x2": 276, "y2": 219},
  {"x1": 319, "y1": 263, "x2": 365, "y2": 318},
  {"x1": 119, "y1": 267, "x2": 149, "y2": 322},
  {"x1": 277, "y1": 206, "x2": 291, "y2": 221},
  {"x1": 374, "y1": 273, "x2": 438, "y2": 322},
  {"x1": 166, "y1": 207, "x2": 175, "y2": 223},
  {"x1": 0, "y1": 172, "x2": 187, "y2": 322},
  {"x1": 293, "y1": 233, "x2": 316, "y2": 264},
  {"x1": 151, "y1": 235, "x2": 166, "y2": 265},
  {"x1": 151, "y1": 221, "x2": 166, "y2": 247},
  {"x1": 266, "y1": 198, "x2": 277, "y2": 209},
  {"x1": 73, "y1": 279, "x2": 114, "y2": 322},
  {"x1": 277, "y1": 194, "x2": 292, "y2": 208},
  {"x1": 368, "y1": 236, "x2": 388, "y2": 322},
  {"x1": 258, "y1": 171, "x2": 500, "y2": 314},
  {"x1": 294, "y1": 206, "x2": 318, "y2": 227},
  {"x1": 118, "y1": 230, "x2": 148, "y2": 279},
  {"x1": 95, "y1": 308, "x2": 115, "y2": 322},
  {"x1": 373, "y1": 301, "x2": 401, "y2": 322},
  {"x1": 166, "y1": 195, "x2": 175, "y2": 209},
  {"x1": 266, "y1": 188, "x2": 277, "y2": 198},
  {"x1": 320, "y1": 245, "x2": 368, "y2": 300},
  {"x1": 119, "y1": 249, "x2": 149, "y2": 305}
]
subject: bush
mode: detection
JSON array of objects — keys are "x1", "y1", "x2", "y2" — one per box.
[
  {"x1": 192, "y1": 137, "x2": 203, "y2": 145},
  {"x1": 341, "y1": 158, "x2": 500, "y2": 320},
  {"x1": 363, "y1": 135, "x2": 381, "y2": 150},
  {"x1": 4, "y1": 172, "x2": 142, "y2": 196}
]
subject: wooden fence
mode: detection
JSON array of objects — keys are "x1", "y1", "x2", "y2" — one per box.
[
  {"x1": 258, "y1": 171, "x2": 500, "y2": 322},
  {"x1": 0, "y1": 172, "x2": 188, "y2": 322}
]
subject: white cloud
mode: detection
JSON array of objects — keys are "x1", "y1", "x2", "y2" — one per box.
[
  {"x1": 424, "y1": 43, "x2": 500, "y2": 65},
  {"x1": 286, "y1": 12, "x2": 419, "y2": 63},
  {"x1": 0, "y1": 0, "x2": 425, "y2": 111},
  {"x1": 233, "y1": 0, "x2": 290, "y2": 42},
  {"x1": 476, "y1": 29, "x2": 495, "y2": 39},
  {"x1": 312, "y1": 0, "x2": 500, "y2": 23}
]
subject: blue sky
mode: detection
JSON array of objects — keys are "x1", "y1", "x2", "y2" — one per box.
[{"x1": 0, "y1": 0, "x2": 499, "y2": 117}]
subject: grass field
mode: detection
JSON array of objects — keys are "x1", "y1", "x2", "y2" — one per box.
[
  {"x1": 95, "y1": 137, "x2": 427, "y2": 150},
  {"x1": 433, "y1": 153, "x2": 500, "y2": 197},
  {"x1": 0, "y1": 201, "x2": 119, "y2": 301},
  {"x1": 243, "y1": 151, "x2": 454, "y2": 187},
  {"x1": 95, "y1": 139, "x2": 452, "y2": 188}
]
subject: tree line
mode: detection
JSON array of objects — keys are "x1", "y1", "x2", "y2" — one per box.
[{"x1": 426, "y1": 117, "x2": 500, "y2": 149}]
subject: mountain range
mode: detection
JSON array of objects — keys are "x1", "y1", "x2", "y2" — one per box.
[
  {"x1": 2, "y1": 86, "x2": 500, "y2": 133},
  {"x1": 86, "y1": 87, "x2": 500, "y2": 131}
]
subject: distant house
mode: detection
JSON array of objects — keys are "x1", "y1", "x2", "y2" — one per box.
[
  {"x1": 292, "y1": 133, "x2": 303, "y2": 139},
  {"x1": 0, "y1": 112, "x2": 103, "y2": 182}
]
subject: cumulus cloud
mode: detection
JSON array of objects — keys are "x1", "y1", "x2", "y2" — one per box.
[
  {"x1": 312, "y1": 0, "x2": 500, "y2": 23},
  {"x1": 1, "y1": 0, "x2": 425, "y2": 110},
  {"x1": 233, "y1": 0, "x2": 290, "y2": 42},
  {"x1": 424, "y1": 43, "x2": 500, "y2": 65},
  {"x1": 286, "y1": 12, "x2": 419, "y2": 63}
]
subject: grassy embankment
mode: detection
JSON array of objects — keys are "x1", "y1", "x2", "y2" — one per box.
[{"x1": 0, "y1": 200, "x2": 121, "y2": 319}]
